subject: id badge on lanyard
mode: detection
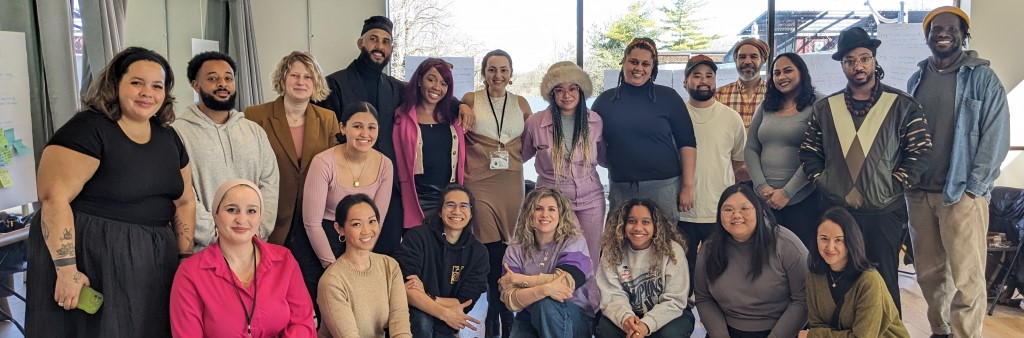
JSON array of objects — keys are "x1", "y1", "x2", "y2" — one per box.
[
  {"x1": 490, "y1": 145, "x2": 509, "y2": 170},
  {"x1": 488, "y1": 94, "x2": 511, "y2": 170}
]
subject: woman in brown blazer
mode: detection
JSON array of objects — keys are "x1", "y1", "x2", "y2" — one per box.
[{"x1": 244, "y1": 51, "x2": 339, "y2": 317}]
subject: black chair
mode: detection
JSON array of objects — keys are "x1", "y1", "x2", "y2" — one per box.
[
  {"x1": 987, "y1": 187, "x2": 1024, "y2": 315},
  {"x1": 0, "y1": 211, "x2": 31, "y2": 334}
]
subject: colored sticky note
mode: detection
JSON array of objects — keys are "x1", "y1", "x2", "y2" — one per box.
[
  {"x1": 0, "y1": 146, "x2": 10, "y2": 165},
  {"x1": 11, "y1": 140, "x2": 29, "y2": 155},
  {"x1": 0, "y1": 169, "x2": 12, "y2": 188},
  {"x1": 3, "y1": 129, "x2": 12, "y2": 143}
]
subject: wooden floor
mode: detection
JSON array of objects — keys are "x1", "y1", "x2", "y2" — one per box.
[{"x1": 0, "y1": 260, "x2": 1020, "y2": 338}]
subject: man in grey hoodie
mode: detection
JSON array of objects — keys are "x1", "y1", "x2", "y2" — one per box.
[
  {"x1": 906, "y1": 7, "x2": 1011, "y2": 338},
  {"x1": 172, "y1": 51, "x2": 280, "y2": 252}
]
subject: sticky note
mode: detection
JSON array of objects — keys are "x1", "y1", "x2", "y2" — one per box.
[
  {"x1": 3, "y1": 129, "x2": 12, "y2": 143},
  {"x1": 11, "y1": 140, "x2": 29, "y2": 155},
  {"x1": 0, "y1": 170, "x2": 12, "y2": 188},
  {"x1": 0, "y1": 146, "x2": 10, "y2": 165}
]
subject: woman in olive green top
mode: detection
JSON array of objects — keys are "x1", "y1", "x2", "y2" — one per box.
[{"x1": 800, "y1": 207, "x2": 909, "y2": 338}]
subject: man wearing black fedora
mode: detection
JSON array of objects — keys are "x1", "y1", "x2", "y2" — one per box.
[{"x1": 799, "y1": 26, "x2": 933, "y2": 315}]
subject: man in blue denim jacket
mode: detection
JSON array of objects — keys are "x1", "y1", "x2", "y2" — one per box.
[{"x1": 906, "y1": 6, "x2": 1011, "y2": 338}]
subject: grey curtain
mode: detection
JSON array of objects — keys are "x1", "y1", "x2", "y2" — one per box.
[
  {"x1": 228, "y1": 0, "x2": 262, "y2": 110},
  {"x1": 0, "y1": 0, "x2": 78, "y2": 160},
  {"x1": 80, "y1": 0, "x2": 127, "y2": 95}
]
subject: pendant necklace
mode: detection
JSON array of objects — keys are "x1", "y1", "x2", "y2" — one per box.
[
  {"x1": 341, "y1": 145, "x2": 368, "y2": 187},
  {"x1": 828, "y1": 270, "x2": 842, "y2": 288}
]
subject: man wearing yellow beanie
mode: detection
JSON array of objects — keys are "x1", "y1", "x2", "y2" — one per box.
[{"x1": 906, "y1": 6, "x2": 1010, "y2": 338}]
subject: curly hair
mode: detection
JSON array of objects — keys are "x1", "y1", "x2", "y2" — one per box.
[
  {"x1": 511, "y1": 187, "x2": 582, "y2": 263},
  {"x1": 271, "y1": 51, "x2": 330, "y2": 102},
  {"x1": 600, "y1": 198, "x2": 686, "y2": 274},
  {"x1": 82, "y1": 46, "x2": 176, "y2": 127}
]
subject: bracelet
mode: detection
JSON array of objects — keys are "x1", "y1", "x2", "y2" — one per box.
[{"x1": 53, "y1": 257, "x2": 76, "y2": 267}]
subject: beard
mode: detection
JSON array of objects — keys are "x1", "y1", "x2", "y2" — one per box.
[
  {"x1": 738, "y1": 64, "x2": 760, "y2": 81},
  {"x1": 199, "y1": 88, "x2": 237, "y2": 111},
  {"x1": 359, "y1": 47, "x2": 391, "y2": 68},
  {"x1": 688, "y1": 87, "x2": 715, "y2": 102},
  {"x1": 928, "y1": 38, "x2": 962, "y2": 59}
]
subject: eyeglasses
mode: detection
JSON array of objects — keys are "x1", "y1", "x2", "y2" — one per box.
[
  {"x1": 721, "y1": 206, "x2": 756, "y2": 215},
  {"x1": 552, "y1": 85, "x2": 580, "y2": 97},
  {"x1": 443, "y1": 202, "x2": 471, "y2": 212},
  {"x1": 841, "y1": 56, "x2": 874, "y2": 68}
]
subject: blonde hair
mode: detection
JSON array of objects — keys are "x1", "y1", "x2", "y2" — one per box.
[
  {"x1": 271, "y1": 51, "x2": 330, "y2": 102},
  {"x1": 511, "y1": 187, "x2": 582, "y2": 262},
  {"x1": 600, "y1": 199, "x2": 686, "y2": 274}
]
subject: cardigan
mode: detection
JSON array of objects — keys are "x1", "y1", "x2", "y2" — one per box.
[
  {"x1": 392, "y1": 106, "x2": 466, "y2": 228},
  {"x1": 244, "y1": 97, "x2": 340, "y2": 244},
  {"x1": 170, "y1": 239, "x2": 315, "y2": 337},
  {"x1": 806, "y1": 270, "x2": 909, "y2": 338}
]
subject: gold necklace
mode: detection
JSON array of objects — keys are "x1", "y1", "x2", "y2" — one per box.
[
  {"x1": 286, "y1": 112, "x2": 303, "y2": 124},
  {"x1": 341, "y1": 145, "x2": 369, "y2": 187}
]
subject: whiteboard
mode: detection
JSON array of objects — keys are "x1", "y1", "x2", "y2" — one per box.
[
  {"x1": 404, "y1": 56, "x2": 475, "y2": 99},
  {"x1": 803, "y1": 53, "x2": 847, "y2": 95},
  {"x1": 0, "y1": 31, "x2": 38, "y2": 209},
  {"x1": 876, "y1": 23, "x2": 931, "y2": 91}
]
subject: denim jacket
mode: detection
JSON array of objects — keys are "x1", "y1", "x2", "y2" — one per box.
[{"x1": 907, "y1": 51, "x2": 1011, "y2": 205}]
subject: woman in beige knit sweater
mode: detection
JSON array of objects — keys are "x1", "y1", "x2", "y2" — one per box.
[
  {"x1": 317, "y1": 194, "x2": 410, "y2": 338},
  {"x1": 800, "y1": 207, "x2": 909, "y2": 338}
]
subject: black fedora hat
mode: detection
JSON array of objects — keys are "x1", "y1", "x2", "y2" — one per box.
[{"x1": 831, "y1": 27, "x2": 882, "y2": 61}]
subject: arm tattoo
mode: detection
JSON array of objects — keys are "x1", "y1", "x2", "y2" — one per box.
[
  {"x1": 53, "y1": 257, "x2": 76, "y2": 267},
  {"x1": 61, "y1": 229, "x2": 72, "y2": 240},
  {"x1": 41, "y1": 219, "x2": 50, "y2": 240},
  {"x1": 56, "y1": 242, "x2": 75, "y2": 258}
]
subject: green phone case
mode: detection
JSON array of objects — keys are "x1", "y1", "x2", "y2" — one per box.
[{"x1": 77, "y1": 286, "x2": 104, "y2": 314}]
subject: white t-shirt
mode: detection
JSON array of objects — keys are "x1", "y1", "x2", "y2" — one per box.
[{"x1": 680, "y1": 100, "x2": 746, "y2": 223}]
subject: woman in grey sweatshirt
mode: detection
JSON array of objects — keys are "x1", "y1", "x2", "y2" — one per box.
[
  {"x1": 695, "y1": 184, "x2": 808, "y2": 338},
  {"x1": 595, "y1": 198, "x2": 693, "y2": 338}
]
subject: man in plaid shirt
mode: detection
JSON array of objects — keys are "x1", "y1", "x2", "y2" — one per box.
[{"x1": 715, "y1": 37, "x2": 770, "y2": 130}]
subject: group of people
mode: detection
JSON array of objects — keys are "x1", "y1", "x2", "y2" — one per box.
[{"x1": 23, "y1": 5, "x2": 1009, "y2": 338}]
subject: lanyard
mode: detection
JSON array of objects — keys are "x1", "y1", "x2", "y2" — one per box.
[
  {"x1": 223, "y1": 242, "x2": 258, "y2": 337},
  {"x1": 486, "y1": 93, "x2": 508, "y2": 145}
]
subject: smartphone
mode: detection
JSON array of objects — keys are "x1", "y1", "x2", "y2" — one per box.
[{"x1": 76, "y1": 286, "x2": 104, "y2": 314}]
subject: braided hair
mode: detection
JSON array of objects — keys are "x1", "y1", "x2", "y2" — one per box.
[
  {"x1": 612, "y1": 37, "x2": 659, "y2": 102},
  {"x1": 547, "y1": 85, "x2": 593, "y2": 180}
]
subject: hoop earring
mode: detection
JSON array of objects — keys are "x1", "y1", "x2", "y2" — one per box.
[
  {"x1": 338, "y1": 234, "x2": 346, "y2": 243},
  {"x1": 508, "y1": 80, "x2": 513, "y2": 85}
]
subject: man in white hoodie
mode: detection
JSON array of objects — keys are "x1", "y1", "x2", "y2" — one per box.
[{"x1": 172, "y1": 52, "x2": 280, "y2": 252}]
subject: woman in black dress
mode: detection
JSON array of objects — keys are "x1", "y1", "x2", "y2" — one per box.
[{"x1": 27, "y1": 47, "x2": 196, "y2": 337}]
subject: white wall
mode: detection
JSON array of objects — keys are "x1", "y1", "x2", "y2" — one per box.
[
  {"x1": 969, "y1": 1, "x2": 1024, "y2": 188},
  {"x1": 251, "y1": 0, "x2": 384, "y2": 100},
  {"x1": 122, "y1": 0, "x2": 384, "y2": 107}
]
